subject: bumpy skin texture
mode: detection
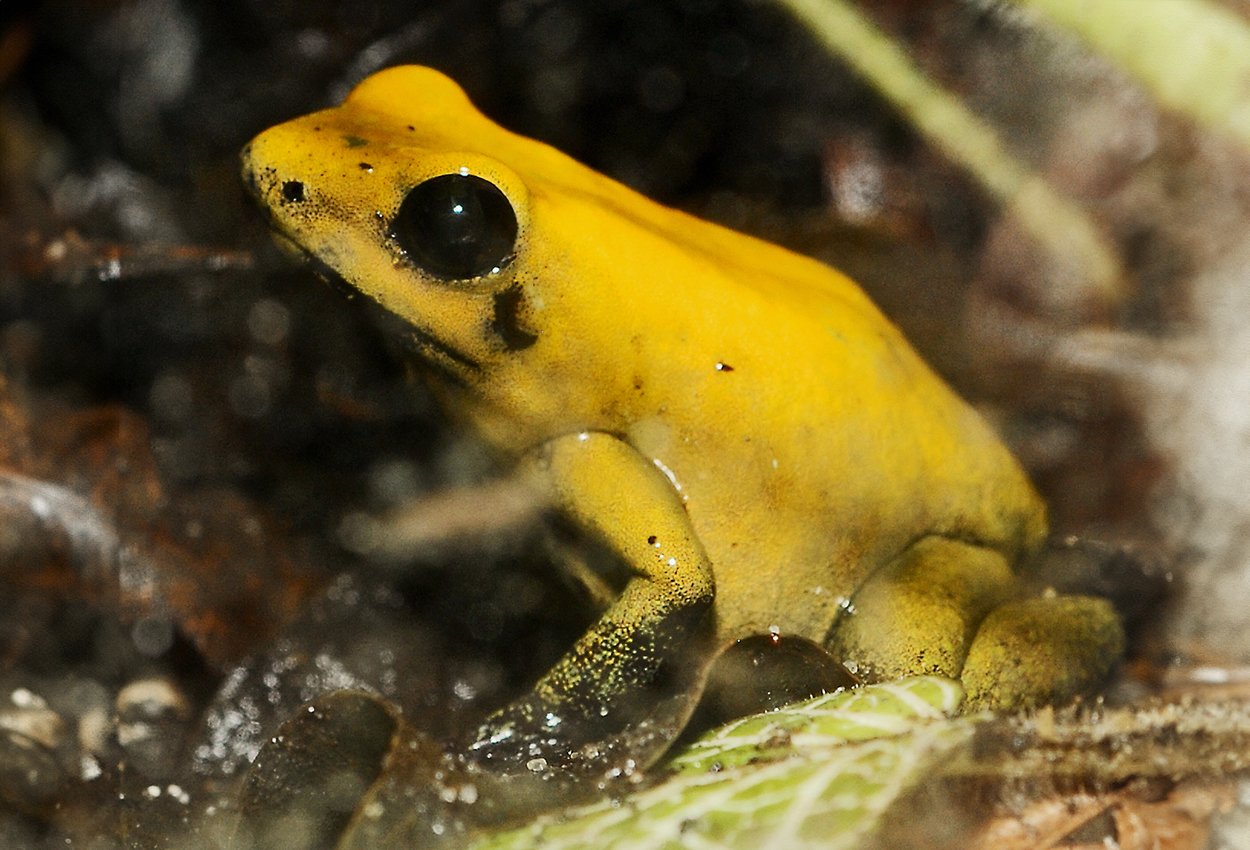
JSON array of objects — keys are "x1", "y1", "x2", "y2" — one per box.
[{"x1": 241, "y1": 66, "x2": 1123, "y2": 779}]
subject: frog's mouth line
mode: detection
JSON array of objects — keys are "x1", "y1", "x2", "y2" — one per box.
[
  {"x1": 277, "y1": 239, "x2": 485, "y2": 386},
  {"x1": 250, "y1": 190, "x2": 485, "y2": 385},
  {"x1": 398, "y1": 322, "x2": 483, "y2": 388}
]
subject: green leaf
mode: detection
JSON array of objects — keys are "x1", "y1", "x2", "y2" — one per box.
[{"x1": 470, "y1": 677, "x2": 972, "y2": 850}]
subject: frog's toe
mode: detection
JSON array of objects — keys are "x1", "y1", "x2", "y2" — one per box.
[{"x1": 960, "y1": 594, "x2": 1125, "y2": 712}]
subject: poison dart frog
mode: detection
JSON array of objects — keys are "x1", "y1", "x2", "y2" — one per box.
[{"x1": 241, "y1": 65, "x2": 1123, "y2": 781}]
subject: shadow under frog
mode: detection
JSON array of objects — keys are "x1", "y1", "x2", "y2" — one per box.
[{"x1": 232, "y1": 66, "x2": 1125, "y2": 848}]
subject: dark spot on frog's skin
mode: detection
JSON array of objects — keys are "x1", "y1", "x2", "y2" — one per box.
[
  {"x1": 281, "y1": 181, "x2": 305, "y2": 203},
  {"x1": 648, "y1": 536, "x2": 658, "y2": 545},
  {"x1": 359, "y1": 162, "x2": 373, "y2": 172},
  {"x1": 491, "y1": 285, "x2": 538, "y2": 351},
  {"x1": 343, "y1": 135, "x2": 369, "y2": 148}
]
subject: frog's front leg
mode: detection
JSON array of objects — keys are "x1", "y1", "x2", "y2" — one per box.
[{"x1": 465, "y1": 432, "x2": 717, "y2": 781}]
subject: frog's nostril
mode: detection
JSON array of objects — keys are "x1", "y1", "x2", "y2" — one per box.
[{"x1": 282, "y1": 181, "x2": 306, "y2": 203}]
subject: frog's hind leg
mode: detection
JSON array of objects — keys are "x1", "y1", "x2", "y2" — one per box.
[
  {"x1": 824, "y1": 536, "x2": 1124, "y2": 711},
  {"x1": 824, "y1": 536, "x2": 1015, "y2": 685}
]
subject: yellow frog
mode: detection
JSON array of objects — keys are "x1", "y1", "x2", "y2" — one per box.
[{"x1": 240, "y1": 65, "x2": 1122, "y2": 780}]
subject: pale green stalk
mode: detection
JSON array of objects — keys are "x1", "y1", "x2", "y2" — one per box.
[
  {"x1": 1008, "y1": 0, "x2": 1250, "y2": 150},
  {"x1": 776, "y1": 0, "x2": 1125, "y2": 304}
]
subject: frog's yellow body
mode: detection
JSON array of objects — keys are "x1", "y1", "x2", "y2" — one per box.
[{"x1": 241, "y1": 66, "x2": 1122, "y2": 778}]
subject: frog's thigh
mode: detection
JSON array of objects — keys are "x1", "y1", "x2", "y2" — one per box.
[
  {"x1": 961, "y1": 595, "x2": 1124, "y2": 712},
  {"x1": 825, "y1": 536, "x2": 1014, "y2": 682}
]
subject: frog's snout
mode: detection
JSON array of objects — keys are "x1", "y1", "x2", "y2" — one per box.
[{"x1": 239, "y1": 139, "x2": 264, "y2": 203}]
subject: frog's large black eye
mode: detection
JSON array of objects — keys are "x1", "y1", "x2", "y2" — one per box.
[{"x1": 390, "y1": 174, "x2": 518, "y2": 279}]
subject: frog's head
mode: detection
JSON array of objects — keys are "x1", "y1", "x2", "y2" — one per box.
[{"x1": 241, "y1": 65, "x2": 675, "y2": 447}]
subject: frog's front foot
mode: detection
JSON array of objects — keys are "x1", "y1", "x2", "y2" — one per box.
[{"x1": 464, "y1": 597, "x2": 717, "y2": 788}]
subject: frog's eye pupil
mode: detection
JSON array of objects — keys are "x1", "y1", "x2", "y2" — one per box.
[
  {"x1": 391, "y1": 174, "x2": 517, "y2": 279},
  {"x1": 281, "y1": 181, "x2": 305, "y2": 203}
]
